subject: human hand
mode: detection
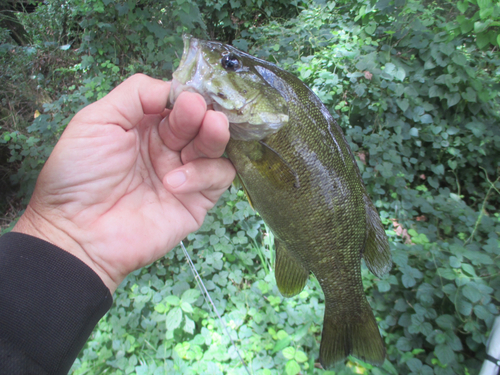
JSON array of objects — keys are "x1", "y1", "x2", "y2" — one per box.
[{"x1": 13, "y1": 74, "x2": 235, "y2": 293}]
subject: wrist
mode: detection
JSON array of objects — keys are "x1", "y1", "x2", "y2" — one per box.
[{"x1": 13, "y1": 205, "x2": 119, "y2": 293}]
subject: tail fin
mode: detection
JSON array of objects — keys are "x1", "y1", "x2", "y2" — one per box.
[{"x1": 319, "y1": 305, "x2": 385, "y2": 369}]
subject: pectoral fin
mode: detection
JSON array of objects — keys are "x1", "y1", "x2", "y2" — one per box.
[
  {"x1": 251, "y1": 141, "x2": 300, "y2": 190},
  {"x1": 362, "y1": 195, "x2": 392, "y2": 277},
  {"x1": 275, "y1": 239, "x2": 309, "y2": 297}
]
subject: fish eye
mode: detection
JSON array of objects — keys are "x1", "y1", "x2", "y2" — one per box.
[{"x1": 221, "y1": 53, "x2": 240, "y2": 71}]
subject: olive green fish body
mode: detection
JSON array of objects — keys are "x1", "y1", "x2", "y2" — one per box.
[{"x1": 169, "y1": 36, "x2": 392, "y2": 368}]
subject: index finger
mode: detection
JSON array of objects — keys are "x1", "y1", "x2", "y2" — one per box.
[
  {"x1": 158, "y1": 91, "x2": 207, "y2": 152},
  {"x1": 73, "y1": 74, "x2": 171, "y2": 129}
]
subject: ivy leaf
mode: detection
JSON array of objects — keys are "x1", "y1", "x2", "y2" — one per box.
[
  {"x1": 396, "y1": 98, "x2": 409, "y2": 112},
  {"x1": 420, "y1": 114, "x2": 433, "y2": 124},
  {"x1": 402, "y1": 274, "x2": 416, "y2": 288},
  {"x1": 429, "y1": 85, "x2": 443, "y2": 98},
  {"x1": 395, "y1": 68, "x2": 406, "y2": 82},
  {"x1": 457, "y1": 1, "x2": 468, "y2": 13},
  {"x1": 445, "y1": 92, "x2": 461, "y2": 107}
]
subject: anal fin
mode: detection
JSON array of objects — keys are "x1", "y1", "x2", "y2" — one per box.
[
  {"x1": 363, "y1": 195, "x2": 392, "y2": 277},
  {"x1": 275, "y1": 239, "x2": 309, "y2": 297}
]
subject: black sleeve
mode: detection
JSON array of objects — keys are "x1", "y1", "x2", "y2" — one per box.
[{"x1": 0, "y1": 232, "x2": 113, "y2": 375}]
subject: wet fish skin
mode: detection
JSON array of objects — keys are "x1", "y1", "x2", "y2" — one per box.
[{"x1": 169, "y1": 36, "x2": 392, "y2": 368}]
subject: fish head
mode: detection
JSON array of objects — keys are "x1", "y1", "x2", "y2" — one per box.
[{"x1": 168, "y1": 35, "x2": 289, "y2": 141}]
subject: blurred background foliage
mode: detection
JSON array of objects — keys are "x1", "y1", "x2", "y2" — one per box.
[{"x1": 1, "y1": 0, "x2": 499, "y2": 374}]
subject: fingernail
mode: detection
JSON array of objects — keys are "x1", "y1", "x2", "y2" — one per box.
[{"x1": 166, "y1": 171, "x2": 186, "y2": 188}]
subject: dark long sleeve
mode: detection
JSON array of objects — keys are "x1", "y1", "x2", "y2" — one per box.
[{"x1": 0, "y1": 232, "x2": 113, "y2": 374}]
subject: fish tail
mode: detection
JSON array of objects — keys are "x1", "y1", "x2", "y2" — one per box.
[{"x1": 319, "y1": 303, "x2": 385, "y2": 369}]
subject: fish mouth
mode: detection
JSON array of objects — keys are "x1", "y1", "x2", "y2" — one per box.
[{"x1": 167, "y1": 35, "x2": 216, "y2": 110}]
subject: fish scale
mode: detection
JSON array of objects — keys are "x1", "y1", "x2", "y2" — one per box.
[{"x1": 168, "y1": 36, "x2": 392, "y2": 369}]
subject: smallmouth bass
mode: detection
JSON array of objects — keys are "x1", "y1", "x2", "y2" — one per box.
[{"x1": 168, "y1": 36, "x2": 392, "y2": 368}]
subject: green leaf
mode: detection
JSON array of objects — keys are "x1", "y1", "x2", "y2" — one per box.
[
  {"x1": 395, "y1": 68, "x2": 406, "y2": 82},
  {"x1": 180, "y1": 302, "x2": 194, "y2": 313},
  {"x1": 166, "y1": 307, "x2": 182, "y2": 331},
  {"x1": 474, "y1": 20, "x2": 492, "y2": 34},
  {"x1": 449, "y1": 255, "x2": 461, "y2": 267},
  {"x1": 436, "y1": 315, "x2": 455, "y2": 330},
  {"x1": 181, "y1": 289, "x2": 201, "y2": 304},
  {"x1": 462, "y1": 284, "x2": 482, "y2": 303},
  {"x1": 355, "y1": 83, "x2": 367, "y2": 96},
  {"x1": 457, "y1": 1, "x2": 468, "y2": 13},
  {"x1": 165, "y1": 295, "x2": 180, "y2": 306},
  {"x1": 478, "y1": 0, "x2": 492, "y2": 11},
  {"x1": 396, "y1": 337, "x2": 412, "y2": 351},
  {"x1": 462, "y1": 87, "x2": 477, "y2": 102},
  {"x1": 272, "y1": 337, "x2": 292, "y2": 353},
  {"x1": 154, "y1": 303, "x2": 166, "y2": 313},
  {"x1": 457, "y1": 298, "x2": 473, "y2": 316},
  {"x1": 378, "y1": 280, "x2": 391, "y2": 292},
  {"x1": 402, "y1": 274, "x2": 416, "y2": 288},
  {"x1": 365, "y1": 21, "x2": 377, "y2": 35},
  {"x1": 420, "y1": 114, "x2": 433, "y2": 124},
  {"x1": 396, "y1": 98, "x2": 409, "y2": 112},
  {"x1": 476, "y1": 32, "x2": 491, "y2": 49},
  {"x1": 462, "y1": 263, "x2": 477, "y2": 276},
  {"x1": 452, "y1": 53, "x2": 467, "y2": 66},
  {"x1": 435, "y1": 344, "x2": 455, "y2": 363},
  {"x1": 295, "y1": 350, "x2": 308, "y2": 363},
  {"x1": 285, "y1": 359, "x2": 301, "y2": 375},
  {"x1": 283, "y1": 347, "x2": 296, "y2": 360},
  {"x1": 183, "y1": 315, "x2": 195, "y2": 334},
  {"x1": 474, "y1": 305, "x2": 493, "y2": 320},
  {"x1": 429, "y1": 85, "x2": 442, "y2": 98},
  {"x1": 438, "y1": 268, "x2": 456, "y2": 280},
  {"x1": 446, "y1": 92, "x2": 461, "y2": 107}
]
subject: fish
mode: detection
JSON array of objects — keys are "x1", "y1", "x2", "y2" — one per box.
[{"x1": 167, "y1": 35, "x2": 392, "y2": 369}]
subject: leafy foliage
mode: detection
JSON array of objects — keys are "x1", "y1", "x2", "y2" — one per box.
[{"x1": 1, "y1": 0, "x2": 499, "y2": 374}]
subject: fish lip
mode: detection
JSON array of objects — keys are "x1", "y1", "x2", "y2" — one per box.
[
  {"x1": 168, "y1": 35, "x2": 205, "y2": 109},
  {"x1": 177, "y1": 35, "x2": 198, "y2": 82}
]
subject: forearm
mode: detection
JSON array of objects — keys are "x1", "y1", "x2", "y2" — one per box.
[{"x1": 0, "y1": 232, "x2": 112, "y2": 375}]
